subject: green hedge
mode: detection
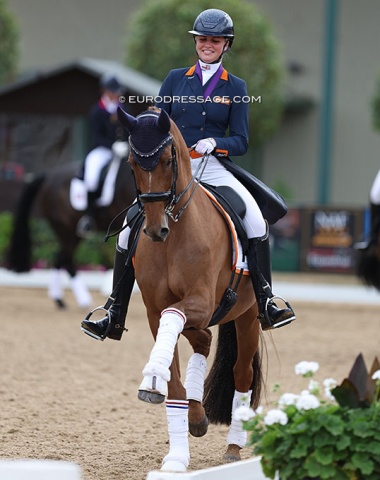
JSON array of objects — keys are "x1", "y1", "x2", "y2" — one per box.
[{"x1": 0, "y1": 212, "x2": 116, "y2": 269}]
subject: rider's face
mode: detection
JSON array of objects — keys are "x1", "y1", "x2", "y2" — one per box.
[
  {"x1": 195, "y1": 36, "x2": 228, "y2": 64},
  {"x1": 104, "y1": 90, "x2": 120, "y2": 102}
]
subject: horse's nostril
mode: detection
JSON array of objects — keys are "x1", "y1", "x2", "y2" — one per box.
[{"x1": 161, "y1": 228, "x2": 169, "y2": 239}]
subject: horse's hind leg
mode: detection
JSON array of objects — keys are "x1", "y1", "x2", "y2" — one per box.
[
  {"x1": 181, "y1": 328, "x2": 212, "y2": 437},
  {"x1": 224, "y1": 313, "x2": 260, "y2": 463},
  {"x1": 48, "y1": 268, "x2": 66, "y2": 309}
]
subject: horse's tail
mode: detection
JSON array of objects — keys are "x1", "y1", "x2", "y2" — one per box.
[
  {"x1": 203, "y1": 321, "x2": 263, "y2": 426},
  {"x1": 6, "y1": 174, "x2": 46, "y2": 272},
  {"x1": 356, "y1": 247, "x2": 380, "y2": 291}
]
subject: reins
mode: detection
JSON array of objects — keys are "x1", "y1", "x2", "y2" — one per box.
[{"x1": 165, "y1": 148, "x2": 209, "y2": 223}]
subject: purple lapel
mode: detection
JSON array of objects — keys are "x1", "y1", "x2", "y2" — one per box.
[{"x1": 195, "y1": 63, "x2": 224, "y2": 99}]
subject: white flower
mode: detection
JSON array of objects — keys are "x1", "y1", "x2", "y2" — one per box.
[
  {"x1": 264, "y1": 409, "x2": 288, "y2": 426},
  {"x1": 255, "y1": 406, "x2": 264, "y2": 415},
  {"x1": 296, "y1": 391, "x2": 320, "y2": 410},
  {"x1": 295, "y1": 361, "x2": 319, "y2": 376},
  {"x1": 233, "y1": 405, "x2": 255, "y2": 422},
  {"x1": 323, "y1": 378, "x2": 337, "y2": 389},
  {"x1": 372, "y1": 370, "x2": 380, "y2": 381},
  {"x1": 308, "y1": 379, "x2": 320, "y2": 395},
  {"x1": 323, "y1": 378, "x2": 337, "y2": 400},
  {"x1": 278, "y1": 393, "x2": 299, "y2": 407}
]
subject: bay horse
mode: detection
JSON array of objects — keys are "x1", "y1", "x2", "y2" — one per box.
[
  {"x1": 6, "y1": 151, "x2": 135, "y2": 308},
  {"x1": 116, "y1": 106, "x2": 262, "y2": 472}
]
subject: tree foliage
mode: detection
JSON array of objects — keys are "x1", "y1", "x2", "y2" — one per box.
[
  {"x1": 0, "y1": 0, "x2": 19, "y2": 85},
  {"x1": 125, "y1": 0, "x2": 285, "y2": 148}
]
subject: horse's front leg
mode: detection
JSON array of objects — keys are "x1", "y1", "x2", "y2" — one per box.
[
  {"x1": 138, "y1": 307, "x2": 186, "y2": 404},
  {"x1": 161, "y1": 349, "x2": 190, "y2": 472}
]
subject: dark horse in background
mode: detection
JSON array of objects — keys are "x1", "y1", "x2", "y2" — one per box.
[
  {"x1": 356, "y1": 205, "x2": 380, "y2": 292},
  {"x1": 6, "y1": 150, "x2": 135, "y2": 308}
]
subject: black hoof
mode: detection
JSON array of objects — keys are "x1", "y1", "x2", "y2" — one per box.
[
  {"x1": 137, "y1": 390, "x2": 165, "y2": 404},
  {"x1": 189, "y1": 415, "x2": 208, "y2": 437},
  {"x1": 55, "y1": 299, "x2": 66, "y2": 309},
  {"x1": 222, "y1": 454, "x2": 241, "y2": 463}
]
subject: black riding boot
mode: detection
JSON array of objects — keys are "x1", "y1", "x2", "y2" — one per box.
[
  {"x1": 76, "y1": 191, "x2": 98, "y2": 238},
  {"x1": 81, "y1": 247, "x2": 135, "y2": 341},
  {"x1": 247, "y1": 229, "x2": 296, "y2": 331}
]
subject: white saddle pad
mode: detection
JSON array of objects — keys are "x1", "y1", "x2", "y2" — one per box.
[{"x1": 70, "y1": 156, "x2": 122, "y2": 211}]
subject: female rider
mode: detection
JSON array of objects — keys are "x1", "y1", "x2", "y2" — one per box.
[{"x1": 81, "y1": 9, "x2": 295, "y2": 339}]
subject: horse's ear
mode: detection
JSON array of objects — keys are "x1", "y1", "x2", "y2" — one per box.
[
  {"x1": 157, "y1": 108, "x2": 171, "y2": 134},
  {"x1": 117, "y1": 106, "x2": 138, "y2": 133}
]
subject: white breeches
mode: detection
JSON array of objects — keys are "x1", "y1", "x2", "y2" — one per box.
[
  {"x1": 370, "y1": 169, "x2": 380, "y2": 205},
  {"x1": 84, "y1": 146, "x2": 112, "y2": 192},
  {"x1": 192, "y1": 155, "x2": 266, "y2": 238}
]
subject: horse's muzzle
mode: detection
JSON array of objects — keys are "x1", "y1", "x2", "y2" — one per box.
[{"x1": 143, "y1": 224, "x2": 170, "y2": 242}]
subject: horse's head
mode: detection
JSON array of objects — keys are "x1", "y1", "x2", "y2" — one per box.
[{"x1": 117, "y1": 106, "x2": 179, "y2": 242}]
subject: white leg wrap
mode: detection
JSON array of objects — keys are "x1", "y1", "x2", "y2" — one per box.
[
  {"x1": 70, "y1": 275, "x2": 93, "y2": 308},
  {"x1": 48, "y1": 269, "x2": 64, "y2": 301},
  {"x1": 227, "y1": 390, "x2": 252, "y2": 448},
  {"x1": 161, "y1": 399, "x2": 189, "y2": 472},
  {"x1": 184, "y1": 353, "x2": 207, "y2": 402},
  {"x1": 140, "y1": 308, "x2": 186, "y2": 395}
]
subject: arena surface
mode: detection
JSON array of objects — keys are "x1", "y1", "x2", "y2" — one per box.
[{"x1": 1, "y1": 274, "x2": 379, "y2": 480}]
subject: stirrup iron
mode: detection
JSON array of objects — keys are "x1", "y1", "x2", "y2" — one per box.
[
  {"x1": 80, "y1": 306, "x2": 120, "y2": 341},
  {"x1": 262, "y1": 294, "x2": 295, "y2": 329}
]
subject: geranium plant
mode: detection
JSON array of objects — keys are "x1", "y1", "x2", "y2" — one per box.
[{"x1": 235, "y1": 354, "x2": 380, "y2": 480}]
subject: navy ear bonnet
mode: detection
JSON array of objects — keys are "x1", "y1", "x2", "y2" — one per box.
[{"x1": 117, "y1": 107, "x2": 172, "y2": 171}]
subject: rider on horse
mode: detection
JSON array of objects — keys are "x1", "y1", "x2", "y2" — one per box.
[
  {"x1": 81, "y1": 8, "x2": 296, "y2": 340},
  {"x1": 76, "y1": 74, "x2": 126, "y2": 238}
]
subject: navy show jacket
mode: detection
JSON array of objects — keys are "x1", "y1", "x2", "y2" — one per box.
[{"x1": 155, "y1": 64, "x2": 249, "y2": 158}]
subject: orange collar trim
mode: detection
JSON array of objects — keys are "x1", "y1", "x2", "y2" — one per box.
[{"x1": 185, "y1": 65, "x2": 229, "y2": 80}]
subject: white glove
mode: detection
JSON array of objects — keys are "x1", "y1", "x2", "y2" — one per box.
[
  {"x1": 112, "y1": 141, "x2": 129, "y2": 158},
  {"x1": 193, "y1": 138, "x2": 216, "y2": 155}
]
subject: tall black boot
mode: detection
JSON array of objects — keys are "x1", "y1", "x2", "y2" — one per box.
[
  {"x1": 76, "y1": 191, "x2": 98, "y2": 238},
  {"x1": 247, "y1": 228, "x2": 296, "y2": 331},
  {"x1": 81, "y1": 247, "x2": 135, "y2": 341}
]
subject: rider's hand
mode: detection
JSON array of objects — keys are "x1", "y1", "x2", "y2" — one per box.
[
  {"x1": 112, "y1": 141, "x2": 129, "y2": 158},
  {"x1": 193, "y1": 138, "x2": 216, "y2": 155}
]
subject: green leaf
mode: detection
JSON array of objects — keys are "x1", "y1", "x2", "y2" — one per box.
[
  {"x1": 351, "y1": 452, "x2": 374, "y2": 475},
  {"x1": 315, "y1": 447, "x2": 334, "y2": 465}
]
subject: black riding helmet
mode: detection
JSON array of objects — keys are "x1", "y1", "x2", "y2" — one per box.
[{"x1": 188, "y1": 9, "x2": 234, "y2": 48}]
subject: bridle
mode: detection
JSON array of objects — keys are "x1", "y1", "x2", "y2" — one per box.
[{"x1": 130, "y1": 133, "x2": 207, "y2": 223}]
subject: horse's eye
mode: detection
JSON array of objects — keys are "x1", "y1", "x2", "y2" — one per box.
[{"x1": 166, "y1": 158, "x2": 172, "y2": 167}]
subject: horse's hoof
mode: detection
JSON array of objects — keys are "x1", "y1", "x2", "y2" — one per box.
[
  {"x1": 223, "y1": 444, "x2": 241, "y2": 463},
  {"x1": 223, "y1": 453, "x2": 241, "y2": 463},
  {"x1": 138, "y1": 389, "x2": 165, "y2": 404},
  {"x1": 189, "y1": 415, "x2": 208, "y2": 437},
  {"x1": 55, "y1": 299, "x2": 66, "y2": 309}
]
